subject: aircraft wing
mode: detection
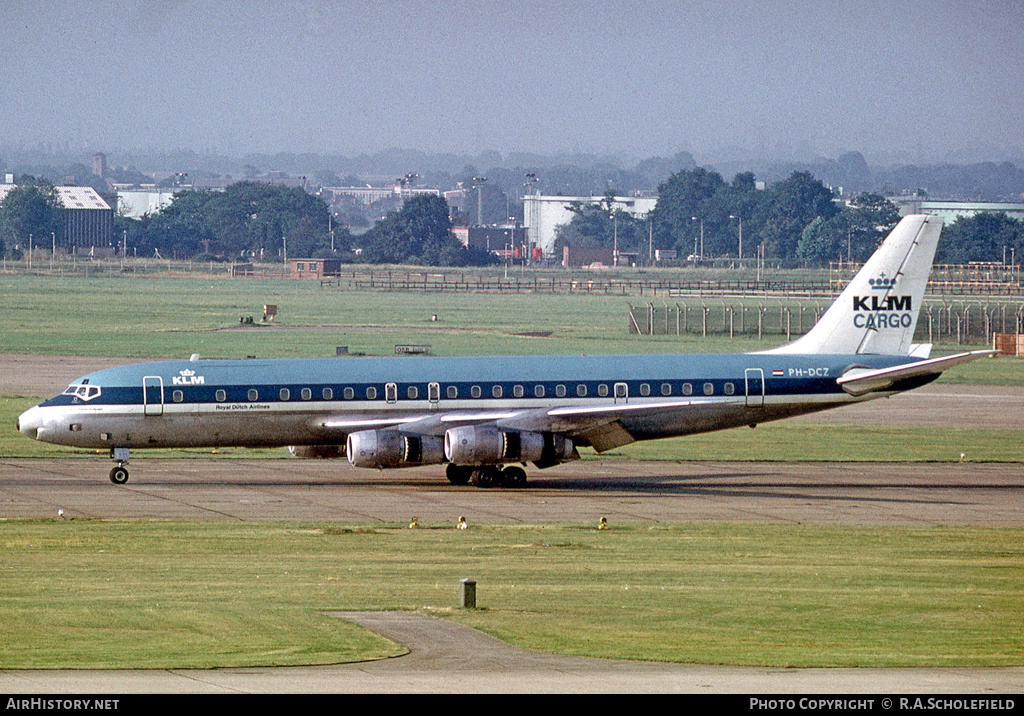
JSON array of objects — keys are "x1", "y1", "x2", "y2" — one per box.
[
  {"x1": 837, "y1": 350, "x2": 997, "y2": 397},
  {"x1": 499, "y1": 398, "x2": 745, "y2": 451},
  {"x1": 315, "y1": 398, "x2": 745, "y2": 452}
]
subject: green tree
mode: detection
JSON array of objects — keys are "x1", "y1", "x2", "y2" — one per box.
[
  {"x1": 130, "y1": 182, "x2": 332, "y2": 260},
  {"x1": 649, "y1": 167, "x2": 727, "y2": 256},
  {"x1": 554, "y1": 194, "x2": 648, "y2": 256},
  {"x1": 796, "y1": 193, "x2": 899, "y2": 265},
  {"x1": 756, "y1": 171, "x2": 838, "y2": 264},
  {"x1": 358, "y1": 194, "x2": 474, "y2": 265},
  {"x1": 0, "y1": 178, "x2": 64, "y2": 257},
  {"x1": 936, "y1": 213, "x2": 1024, "y2": 264}
]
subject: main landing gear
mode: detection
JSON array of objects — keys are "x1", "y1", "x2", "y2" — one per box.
[
  {"x1": 109, "y1": 448, "x2": 130, "y2": 484},
  {"x1": 446, "y1": 464, "x2": 528, "y2": 488}
]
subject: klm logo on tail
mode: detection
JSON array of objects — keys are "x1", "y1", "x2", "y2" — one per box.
[
  {"x1": 852, "y1": 295, "x2": 912, "y2": 312},
  {"x1": 853, "y1": 273, "x2": 913, "y2": 328}
]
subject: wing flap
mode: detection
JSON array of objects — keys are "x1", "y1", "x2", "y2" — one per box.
[{"x1": 837, "y1": 350, "x2": 997, "y2": 397}]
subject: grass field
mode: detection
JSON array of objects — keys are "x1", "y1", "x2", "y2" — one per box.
[
  {"x1": 3, "y1": 272, "x2": 1018, "y2": 365},
  {"x1": 2, "y1": 272, "x2": 1023, "y2": 670},
  {"x1": 2, "y1": 519, "x2": 1022, "y2": 669}
]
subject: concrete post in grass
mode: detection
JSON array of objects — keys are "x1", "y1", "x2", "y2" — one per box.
[{"x1": 460, "y1": 578, "x2": 477, "y2": 609}]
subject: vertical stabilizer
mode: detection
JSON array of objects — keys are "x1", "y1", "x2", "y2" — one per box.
[{"x1": 765, "y1": 214, "x2": 943, "y2": 356}]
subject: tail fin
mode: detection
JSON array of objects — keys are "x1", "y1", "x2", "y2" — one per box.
[{"x1": 766, "y1": 214, "x2": 943, "y2": 356}]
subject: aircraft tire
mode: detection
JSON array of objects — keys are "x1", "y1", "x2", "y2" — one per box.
[
  {"x1": 471, "y1": 466, "x2": 500, "y2": 488},
  {"x1": 109, "y1": 466, "x2": 129, "y2": 485},
  {"x1": 500, "y1": 466, "x2": 527, "y2": 488},
  {"x1": 446, "y1": 464, "x2": 473, "y2": 486}
]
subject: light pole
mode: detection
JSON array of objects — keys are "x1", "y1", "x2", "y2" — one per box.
[
  {"x1": 691, "y1": 217, "x2": 703, "y2": 261},
  {"x1": 611, "y1": 211, "x2": 618, "y2": 267},
  {"x1": 648, "y1": 215, "x2": 653, "y2": 266},
  {"x1": 730, "y1": 214, "x2": 743, "y2": 260}
]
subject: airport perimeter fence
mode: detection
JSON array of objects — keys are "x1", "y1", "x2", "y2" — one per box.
[
  {"x1": 321, "y1": 270, "x2": 842, "y2": 297},
  {"x1": 627, "y1": 298, "x2": 1024, "y2": 344}
]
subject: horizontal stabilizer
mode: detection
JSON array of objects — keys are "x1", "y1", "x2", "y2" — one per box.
[{"x1": 837, "y1": 350, "x2": 997, "y2": 397}]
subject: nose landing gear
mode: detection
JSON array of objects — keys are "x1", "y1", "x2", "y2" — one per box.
[{"x1": 109, "y1": 448, "x2": 130, "y2": 484}]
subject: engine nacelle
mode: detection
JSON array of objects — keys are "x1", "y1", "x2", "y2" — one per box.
[
  {"x1": 346, "y1": 429, "x2": 445, "y2": 469},
  {"x1": 289, "y1": 444, "x2": 345, "y2": 459},
  {"x1": 444, "y1": 425, "x2": 575, "y2": 467}
]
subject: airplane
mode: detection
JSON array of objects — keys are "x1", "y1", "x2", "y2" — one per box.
[{"x1": 17, "y1": 214, "x2": 995, "y2": 487}]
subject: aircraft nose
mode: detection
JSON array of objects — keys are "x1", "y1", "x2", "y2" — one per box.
[{"x1": 17, "y1": 405, "x2": 43, "y2": 440}]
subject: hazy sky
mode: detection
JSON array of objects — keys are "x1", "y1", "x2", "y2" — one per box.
[{"x1": 2, "y1": 0, "x2": 1022, "y2": 164}]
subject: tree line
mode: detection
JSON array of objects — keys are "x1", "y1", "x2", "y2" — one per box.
[
  {"x1": 557, "y1": 168, "x2": 1024, "y2": 267},
  {"x1": 2, "y1": 171, "x2": 1023, "y2": 267}
]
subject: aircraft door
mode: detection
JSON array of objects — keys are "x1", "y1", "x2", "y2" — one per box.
[
  {"x1": 744, "y1": 368, "x2": 764, "y2": 407},
  {"x1": 428, "y1": 382, "x2": 440, "y2": 409},
  {"x1": 614, "y1": 382, "x2": 628, "y2": 404},
  {"x1": 143, "y1": 376, "x2": 164, "y2": 416}
]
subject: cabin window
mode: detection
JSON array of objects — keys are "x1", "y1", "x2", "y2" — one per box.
[
  {"x1": 492, "y1": 385, "x2": 503, "y2": 399},
  {"x1": 323, "y1": 387, "x2": 334, "y2": 400},
  {"x1": 576, "y1": 384, "x2": 588, "y2": 397},
  {"x1": 366, "y1": 386, "x2": 377, "y2": 400},
  {"x1": 279, "y1": 388, "x2": 290, "y2": 401},
  {"x1": 703, "y1": 382, "x2": 714, "y2": 395},
  {"x1": 301, "y1": 388, "x2": 312, "y2": 401},
  {"x1": 215, "y1": 390, "x2": 226, "y2": 402},
  {"x1": 640, "y1": 383, "x2": 651, "y2": 396},
  {"x1": 682, "y1": 383, "x2": 693, "y2": 396},
  {"x1": 513, "y1": 385, "x2": 524, "y2": 398},
  {"x1": 555, "y1": 384, "x2": 566, "y2": 398},
  {"x1": 598, "y1": 384, "x2": 609, "y2": 397},
  {"x1": 407, "y1": 386, "x2": 418, "y2": 400},
  {"x1": 471, "y1": 386, "x2": 482, "y2": 399},
  {"x1": 724, "y1": 382, "x2": 735, "y2": 395},
  {"x1": 248, "y1": 389, "x2": 259, "y2": 402},
  {"x1": 344, "y1": 387, "x2": 355, "y2": 400},
  {"x1": 661, "y1": 383, "x2": 672, "y2": 396},
  {"x1": 172, "y1": 390, "x2": 183, "y2": 403},
  {"x1": 534, "y1": 385, "x2": 545, "y2": 398},
  {"x1": 447, "y1": 385, "x2": 458, "y2": 399}
]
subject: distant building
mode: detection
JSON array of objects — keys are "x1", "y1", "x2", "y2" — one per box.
[
  {"x1": 562, "y1": 246, "x2": 615, "y2": 268},
  {"x1": 115, "y1": 187, "x2": 180, "y2": 219},
  {"x1": 321, "y1": 185, "x2": 440, "y2": 207},
  {"x1": 56, "y1": 187, "x2": 114, "y2": 251},
  {"x1": 892, "y1": 198, "x2": 1024, "y2": 224},
  {"x1": 289, "y1": 258, "x2": 343, "y2": 279},
  {"x1": 523, "y1": 194, "x2": 657, "y2": 258},
  {"x1": 92, "y1": 152, "x2": 107, "y2": 178}
]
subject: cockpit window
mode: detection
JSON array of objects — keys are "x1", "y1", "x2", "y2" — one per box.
[{"x1": 62, "y1": 384, "x2": 101, "y2": 401}]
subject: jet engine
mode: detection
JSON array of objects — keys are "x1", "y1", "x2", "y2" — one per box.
[
  {"x1": 444, "y1": 425, "x2": 576, "y2": 467},
  {"x1": 346, "y1": 429, "x2": 445, "y2": 469},
  {"x1": 289, "y1": 444, "x2": 345, "y2": 459}
]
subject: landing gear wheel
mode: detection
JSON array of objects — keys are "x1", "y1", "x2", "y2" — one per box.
[
  {"x1": 471, "y1": 466, "x2": 501, "y2": 488},
  {"x1": 446, "y1": 464, "x2": 473, "y2": 486},
  {"x1": 109, "y1": 465, "x2": 129, "y2": 485},
  {"x1": 500, "y1": 466, "x2": 527, "y2": 488}
]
